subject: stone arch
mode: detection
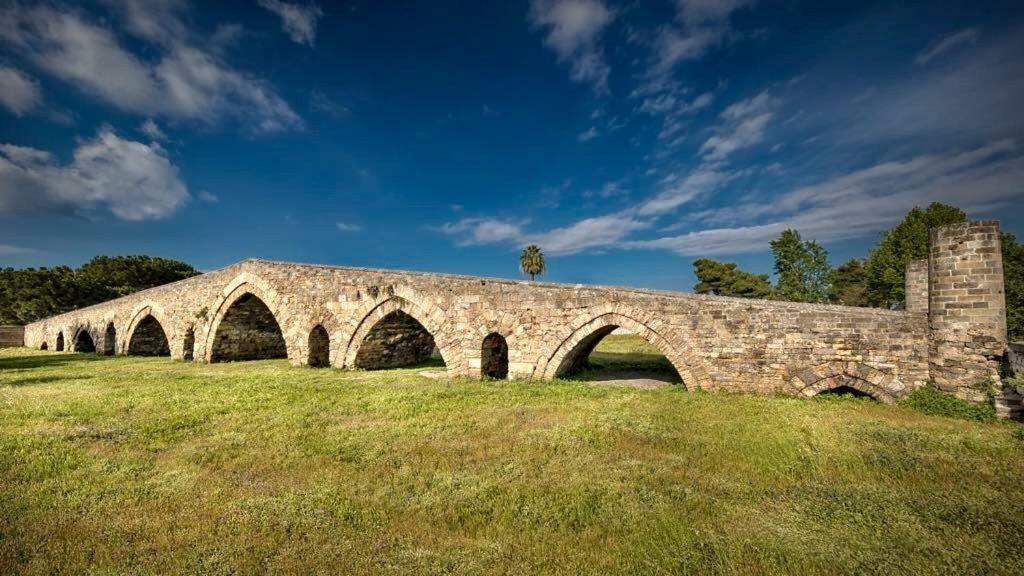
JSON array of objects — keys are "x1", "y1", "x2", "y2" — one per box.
[
  {"x1": 103, "y1": 322, "x2": 116, "y2": 356},
  {"x1": 128, "y1": 315, "x2": 171, "y2": 357},
  {"x1": 40, "y1": 341, "x2": 48, "y2": 350},
  {"x1": 308, "y1": 325, "x2": 331, "y2": 367},
  {"x1": 203, "y1": 276, "x2": 292, "y2": 363},
  {"x1": 464, "y1": 309, "x2": 528, "y2": 378},
  {"x1": 124, "y1": 304, "x2": 173, "y2": 356},
  {"x1": 73, "y1": 327, "x2": 96, "y2": 353},
  {"x1": 790, "y1": 361, "x2": 898, "y2": 403},
  {"x1": 342, "y1": 294, "x2": 456, "y2": 373},
  {"x1": 56, "y1": 332, "x2": 64, "y2": 351},
  {"x1": 537, "y1": 307, "x2": 710, "y2": 388},
  {"x1": 481, "y1": 332, "x2": 509, "y2": 379}
]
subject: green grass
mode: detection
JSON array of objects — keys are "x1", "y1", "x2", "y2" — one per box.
[
  {"x1": 2, "y1": 343, "x2": 1024, "y2": 575},
  {"x1": 576, "y1": 333, "x2": 681, "y2": 379}
]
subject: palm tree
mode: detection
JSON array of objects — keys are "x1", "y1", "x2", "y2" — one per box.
[{"x1": 519, "y1": 245, "x2": 546, "y2": 281}]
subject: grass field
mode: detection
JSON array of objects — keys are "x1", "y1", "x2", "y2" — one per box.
[{"x1": 2, "y1": 337, "x2": 1024, "y2": 575}]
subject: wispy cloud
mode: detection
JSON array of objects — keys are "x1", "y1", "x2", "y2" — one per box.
[
  {"x1": 258, "y1": 0, "x2": 323, "y2": 46},
  {"x1": 528, "y1": 0, "x2": 615, "y2": 93},
  {"x1": 916, "y1": 27, "x2": 980, "y2": 65},
  {"x1": 0, "y1": 244, "x2": 35, "y2": 256},
  {"x1": 335, "y1": 221, "x2": 362, "y2": 232},
  {"x1": 440, "y1": 213, "x2": 648, "y2": 255},
  {"x1": 0, "y1": 3, "x2": 302, "y2": 133},
  {"x1": 698, "y1": 90, "x2": 776, "y2": 160},
  {"x1": 629, "y1": 140, "x2": 1023, "y2": 255},
  {"x1": 577, "y1": 126, "x2": 599, "y2": 142},
  {"x1": 0, "y1": 66, "x2": 41, "y2": 116},
  {"x1": 0, "y1": 127, "x2": 189, "y2": 220}
]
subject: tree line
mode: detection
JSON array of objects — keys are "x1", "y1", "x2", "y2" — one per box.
[
  {"x1": 692, "y1": 203, "x2": 1024, "y2": 340},
  {"x1": 0, "y1": 256, "x2": 199, "y2": 325}
]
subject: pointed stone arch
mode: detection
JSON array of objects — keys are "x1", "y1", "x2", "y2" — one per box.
[
  {"x1": 205, "y1": 277, "x2": 290, "y2": 363},
  {"x1": 308, "y1": 324, "x2": 331, "y2": 367},
  {"x1": 73, "y1": 327, "x2": 96, "y2": 353},
  {"x1": 203, "y1": 273, "x2": 292, "y2": 363},
  {"x1": 125, "y1": 304, "x2": 173, "y2": 356},
  {"x1": 536, "y1": 306, "x2": 711, "y2": 389},
  {"x1": 103, "y1": 322, "x2": 117, "y2": 356},
  {"x1": 341, "y1": 292, "x2": 457, "y2": 375},
  {"x1": 789, "y1": 361, "x2": 900, "y2": 403},
  {"x1": 55, "y1": 331, "x2": 64, "y2": 351}
]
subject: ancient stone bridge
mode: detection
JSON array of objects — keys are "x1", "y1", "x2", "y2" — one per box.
[{"x1": 23, "y1": 221, "x2": 1008, "y2": 403}]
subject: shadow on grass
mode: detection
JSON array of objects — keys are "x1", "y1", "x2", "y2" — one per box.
[
  {"x1": 3, "y1": 375, "x2": 94, "y2": 387},
  {"x1": 0, "y1": 352, "x2": 107, "y2": 371}
]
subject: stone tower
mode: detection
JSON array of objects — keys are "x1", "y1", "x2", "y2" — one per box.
[{"x1": 927, "y1": 221, "x2": 1008, "y2": 399}]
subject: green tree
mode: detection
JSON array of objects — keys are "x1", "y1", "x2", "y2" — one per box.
[
  {"x1": 1002, "y1": 232, "x2": 1024, "y2": 341},
  {"x1": 829, "y1": 258, "x2": 868, "y2": 307},
  {"x1": 693, "y1": 259, "x2": 773, "y2": 298},
  {"x1": 770, "y1": 229, "x2": 831, "y2": 303},
  {"x1": 519, "y1": 245, "x2": 546, "y2": 281},
  {"x1": 77, "y1": 255, "x2": 199, "y2": 297},
  {"x1": 865, "y1": 202, "x2": 967, "y2": 308},
  {"x1": 0, "y1": 255, "x2": 198, "y2": 325}
]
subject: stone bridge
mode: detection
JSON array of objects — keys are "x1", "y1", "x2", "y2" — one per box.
[{"x1": 22, "y1": 221, "x2": 1008, "y2": 404}]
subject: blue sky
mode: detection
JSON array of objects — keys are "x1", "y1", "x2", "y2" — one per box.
[{"x1": 2, "y1": 0, "x2": 1023, "y2": 290}]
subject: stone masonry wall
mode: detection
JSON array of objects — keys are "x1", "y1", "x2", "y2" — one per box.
[
  {"x1": 905, "y1": 259, "x2": 930, "y2": 315},
  {"x1": 0, "y1": 326, "x2": 24, "y2": 348},
  {"x1": 928, "y1": 221, "x2": 1008, "y2": 400},
  {"x1": 22, "y1": 254, "x2": 937, "y2": 403}
]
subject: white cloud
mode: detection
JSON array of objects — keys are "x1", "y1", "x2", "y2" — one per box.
[
  {"x1": 335, "y1": 221, "x2": 361, "y2": 232},
  {"x1": 637, "y1": 165, "x2": 736, "y2": 215},
  {"x1": 140, "y1": 118, "x2": 167, "y2": 141},
  {"x1": 440, "y1": 214, "x2": 648, "y2": 255},
  {"x1": 441, "y1": 218, "x2": 526, "y2": 246},
  {"x1": 699, "y1": 90, "x2": 776, "y2": 160},
  {"x1": 258, "y1": 0, "x2": 323, "y2": 46},
  {"x1": 198, "y1": 190, "x2": 219, "y2": 203},
  {"x1": 577, "y1": 126, "x2": 599, "y2": 142},
  {"x1": 916, "y1": 27, "x2": 980, "y2": 65},
  {"x1": 629, "y1": 140, "x2": 1024, "y2": 255},
  {"x1": 0, "y1": 244, "x2": 35, "y2": 256},
  {"x1": 527, "y1": 214, "x2": 649, "y2": 254},
  {"x1": 0, "y1": 3, "x2": 302, "y2": 133},
  {"x1": 529, "y1": 0, "x2": 614, "y2": 93},
  {"x1": 652, "y1": 0, "x2": 754, "y2": 73},
  {"x1": 0, "y1": 127, "x2": 189, "y2": 220},
  {"x1": 0, "y1": 66, "x2": 41, "y2": 116},
  {"x1": 310, "y1": 90, "x2": 349, "y2": 118}
]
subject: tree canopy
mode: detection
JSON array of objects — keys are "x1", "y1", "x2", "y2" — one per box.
[
  {"x1": 770, "y1": 229, "x2": 831, "y2": 303},
  {"x1": 693, "y1": 259, "x2": 773, "y2": 298},
  {"x1": 828, "y1": 258, "x2": 868, "y2": 307},
  {"x1": 1002, "y1": 232, "x2": 1024, "y2": 341},
  {"x1": 519, "y1": 245, "x2": 546, "y2": 281},
  {"x1": 864, "y1": 202, "x2": 967, "y2": 308},
  {"x1": 0, "y1": 255, "x2": 199, "y2": 325}
]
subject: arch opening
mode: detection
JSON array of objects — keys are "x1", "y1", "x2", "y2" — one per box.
[
  {"x1": 481, "y1": 332, "x2": 509, "y2": 379},
  {"x1": 40, "y1": 342, "x2": 48, "y2": 350},
  {"x1": 354, "y1": 310, "x2": 442, "y2": 370},
  {"x1": 103, "y1": 323, "x2": 116, "y2": 356},
  {"x1": 308, "y1": 325, "x2": 330, "y2": 368},
  {"x1": 56, "y1": 332, "x2": 64, "y2": 351},
  {"x1": 211, "y1": 293, "x2": 286, "y2": 362},
  {"x1": 554, "y1": 326, "x2": 682, "y2": 385},
  {"x1": 74, "y1": 329, "x2": 95, "y2": 353},
  {"x1": 816, "y1": 385, "x2": 874, "y2": 400},
  {"x1": 182, "y1": 327, "x2": 195, "y2": 361},
  {"x1": 129, "y1": 315, "x2": 170, "y2": 356}
]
